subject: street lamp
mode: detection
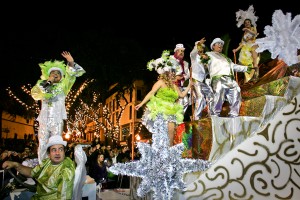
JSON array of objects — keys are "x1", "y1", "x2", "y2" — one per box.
[{"x1": 135, "y1": 134, "x2": 140, "y2": 141}]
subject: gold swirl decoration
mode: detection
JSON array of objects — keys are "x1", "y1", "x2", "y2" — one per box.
[{"x1": 177, "y1": 76, "x2": 300, "y2": 200}]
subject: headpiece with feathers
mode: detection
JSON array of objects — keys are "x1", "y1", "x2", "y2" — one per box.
[
  {"x1": 39, "y1": 60, "x2": 66, "y2": 80},
  {"x1": 147, "y1": 50, "x2": 173, "y2": 74},
  {"x1": 236, "y1": 5, "x2": 258, "y2": 28}
]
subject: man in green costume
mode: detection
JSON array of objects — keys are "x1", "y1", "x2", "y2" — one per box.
[{"x1": 2, "y1": 135, "x2": 75, "y2": 200}]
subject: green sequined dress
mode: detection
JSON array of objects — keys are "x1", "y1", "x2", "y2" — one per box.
[{"x1": 142, "y1": 87, "x2": 184, "y2": 134}]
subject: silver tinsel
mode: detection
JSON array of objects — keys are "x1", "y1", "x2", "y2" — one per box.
[{"x1": 109, "y1": 115, "x2": 212, "y2": 200}]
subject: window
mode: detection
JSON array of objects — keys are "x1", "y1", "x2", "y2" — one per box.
[
  {"x1": 129, "y1": 106, "x2": 132, "y2": 120},
  {"x1": 130, "y1": 90, "x2": 133, "y2": 102},
  {"x1": 122, "y1": 125, "x2": 130, "y2": 141},
  {"x1": 113, "y1": 99, "x2": 115, "y2": 111},
  {"x1": 137, "y1": 89, "x2": 142, "y2": 101},
  {"x1": 116, "y1": 100, "x2": 119, "y2": 109},
  {"x1": 137, "y1": 109, "x2": 143, "y2": 119}
]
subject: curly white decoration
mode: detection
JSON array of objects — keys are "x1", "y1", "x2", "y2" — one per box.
[
  {"x1": 255, "y1": 10, "x2": 300, "y2": 66},
  {"x1": 236, "y1": 5, "x2": 258, "y2": 28}
]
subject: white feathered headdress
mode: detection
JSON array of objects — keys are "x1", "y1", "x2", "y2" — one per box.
[
  {"x1": 147, "y1": 50, "x2": 173, "y2": 74},
  {"x1": 236, "y1": 5, "x2": 258, "y2": 28}
]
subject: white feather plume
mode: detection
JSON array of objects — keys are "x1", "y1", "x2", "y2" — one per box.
[
  {"x1": 236, "y1": 5, "x2": 258, "y2": 28},
  {"x1": 255, "y1": 10, "x2": 300, "y2": 66}
]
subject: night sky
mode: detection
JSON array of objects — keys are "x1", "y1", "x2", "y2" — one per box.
[{"x1": 1, "y1": 1, "x2": 299, "y2": 94}]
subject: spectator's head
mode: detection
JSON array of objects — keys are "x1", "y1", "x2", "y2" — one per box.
[
  {"x1": 97, "y1": 153, "x2": 105, "y2": 164},
  {"x1": 122, "y1": 146, "x2": 129, "y2": 153},
  {"x1": 24, "y1": 147, "x2": 31, "y2": 153},
  {"x1": 11, "y1": 151, "x2": 19, "y2": 158},
  {"x1": 96, "y1": 144, "x2": 101, "y2": 150},
  {"x1": 1, "y1": 150, "x2": 9, "y2": 160}
]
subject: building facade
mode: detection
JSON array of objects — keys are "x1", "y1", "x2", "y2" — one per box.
[
  {"x1": 86, "y1": 79, "x2": 151, "y2": 146},
  {"x1": 1, "y1": 111, "x2": 35, "y2": 140}
]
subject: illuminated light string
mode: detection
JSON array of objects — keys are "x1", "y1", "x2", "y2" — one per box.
[
  {"x1": 66, "y1": 95, "x2": 120, "y2": 141},
  {"x1": 65, "y1": 79, "x2": 95, "y2": 113},
  {"x1": 67, "y1": 97, "x2": 102, "y2": 138},
  {"x1": 6, "y1": 86, "x2": 40, "y2": 112}
]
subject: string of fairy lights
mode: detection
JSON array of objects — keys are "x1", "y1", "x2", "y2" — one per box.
[
  {"x1": 65, "y1": 91, "x2": 119, "y2": 141},
  {"x1": 6, "y1": 84, "x2": 40, "y2": 113},
  {"x1": 65, "y1": 79, "x2": 95, "y2": 114},
  {"x1": 6, "y1": 84, "x2": 41, "y2": 133}
]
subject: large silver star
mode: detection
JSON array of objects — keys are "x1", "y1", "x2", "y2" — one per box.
[{"x1": 109, "y1": 131, "x2": 211, "y2": 200}]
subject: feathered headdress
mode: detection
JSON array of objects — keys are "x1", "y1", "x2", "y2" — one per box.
[
  {"x1": 39, "y1": 60, "x2": 66, "y2": 80},
  {"x1": 236, "y1": 5, "x2": 258, "y2": 28},
  {"x1": 255, "y1": 9, "x2": 300, "y2": 66},
  {"x1": 147, "y1": 50, "x2": 173, "y2": 74}
]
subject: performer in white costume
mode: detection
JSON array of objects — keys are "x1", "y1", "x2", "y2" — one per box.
[{"x1": 31, "y1": 51, "x2": 85, "y2": 163}]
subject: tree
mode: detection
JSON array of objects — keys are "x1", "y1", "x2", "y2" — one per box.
[{"x1": 66, "y1": 83, "x2": 132, "y2": 144}]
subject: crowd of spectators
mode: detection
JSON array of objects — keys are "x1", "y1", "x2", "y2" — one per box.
[{"x1": 0, "y1": 136, "x2": 38, "y2": 188}]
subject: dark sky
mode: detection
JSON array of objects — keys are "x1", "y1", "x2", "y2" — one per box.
[{"x1": 1, "y1": 1, "x2": 299, "y2": 92}]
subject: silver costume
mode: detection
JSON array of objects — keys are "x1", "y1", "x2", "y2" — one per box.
[
  {"x1": 190, "y1": 46, "x2": 213, "y2": 120},
  {"x1": 31, "y1": 63, "x2": 85, "y2": 163},
  {"x1": 205, "y1": 52, "x2": 248, "y2": 117}
]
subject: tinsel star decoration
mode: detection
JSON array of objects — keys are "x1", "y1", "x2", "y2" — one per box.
[
  {"x1": 109, "y1": 120, "x2": 212, "y2": 200},
  {"x1": 255, "y1": 9, "x2": 300, "y2": 66}
]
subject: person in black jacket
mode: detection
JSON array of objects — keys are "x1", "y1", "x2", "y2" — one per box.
[
  {"x1": 116, "y1": 146, "x2": 130, "y2": 163},
  {"x1": 89, "y1": 153, "x2": 108, "y2": 186}
]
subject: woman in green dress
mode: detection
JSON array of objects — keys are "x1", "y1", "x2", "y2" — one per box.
[{"x1": 135, "y1": 50, "x2": 192, "y2": 147}]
